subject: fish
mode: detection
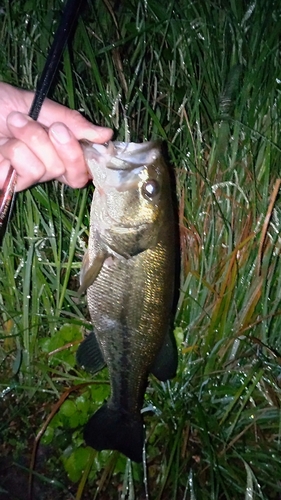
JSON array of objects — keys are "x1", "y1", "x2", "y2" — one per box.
[{"x1": 77, "y1": 140, "x2": 179, "y2": 463}]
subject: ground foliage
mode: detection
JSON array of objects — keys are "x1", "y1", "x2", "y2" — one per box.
[{"x1": 1, "y1": 0, "x2": 281, "y2": 498}]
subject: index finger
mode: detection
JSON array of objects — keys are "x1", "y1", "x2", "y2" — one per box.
[{"x1": 21, "y1": 90, "x2": 113, "y2": 143}]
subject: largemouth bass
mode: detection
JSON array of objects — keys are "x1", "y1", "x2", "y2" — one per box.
[{"x1": 77, "y1": 140, "x2": 179, "y2": 462}]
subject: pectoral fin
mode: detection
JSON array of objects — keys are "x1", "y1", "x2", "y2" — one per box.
[
  {"x1": 78, "y1": 248, "x2": 108, "y2": 294},
  {"x1": 150, "y1": 329, "x2": 178, "y2": 381},
  {"x1": 76, "y1": 330, "x2": 106, "y2": 374}
]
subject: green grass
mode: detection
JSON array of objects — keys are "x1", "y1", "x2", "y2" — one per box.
[{"x1": 1, "y1": 0, "x2": 281, "y2": 498}]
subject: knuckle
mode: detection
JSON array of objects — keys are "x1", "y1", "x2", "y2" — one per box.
[
  {"x1": 3, "y1": 140, "x2": 45, "y2": 181},
  {"x1": 2, "y1": 138, "x2": 22, "y2": 162},
  {"x1": 28, "y1": 124, "x2": 48, "y2": 145},
  {"x1": 69, "y1": 109, "x2": 84, "y2": 123}
]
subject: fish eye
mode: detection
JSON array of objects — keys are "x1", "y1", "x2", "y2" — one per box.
[{"x1": 141, "y1": 179, "x2": 160, "y2": 200}]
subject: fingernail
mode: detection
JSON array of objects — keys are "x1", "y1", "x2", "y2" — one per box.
[
  {"x1": 8, "y1": 112, "x2": 30, "y2": 128},
  {"x1": 50, "y1": 123, "x2": 71, "y2": 144},
  {"x1": 83, "y1": 127, "x2": 114, "y2": 142}
]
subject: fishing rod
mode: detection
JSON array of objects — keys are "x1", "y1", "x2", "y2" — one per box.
[{"x1": 0, "y1": 0, "x2": 85, "y2": 237}]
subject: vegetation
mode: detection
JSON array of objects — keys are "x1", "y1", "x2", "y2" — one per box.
[{"x1": 1, "y1": 0, "x2": 281, "y2": 498}]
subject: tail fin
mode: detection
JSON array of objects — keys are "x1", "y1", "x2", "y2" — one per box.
[{"x1": 84, "y1": 404, "x2": 144, "y2": 462}]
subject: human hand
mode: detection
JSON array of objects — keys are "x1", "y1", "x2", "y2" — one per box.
[{"x1": 0, "y1": 82, "x2": 113, "y2": 191}]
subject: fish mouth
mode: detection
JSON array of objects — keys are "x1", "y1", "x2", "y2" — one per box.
[
  {"x1": 109, "y1": 141, "x2": 161, "y2": 170},
  {"x1": 83, "y1": 140, "x2": 161, "y2": 171}
]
